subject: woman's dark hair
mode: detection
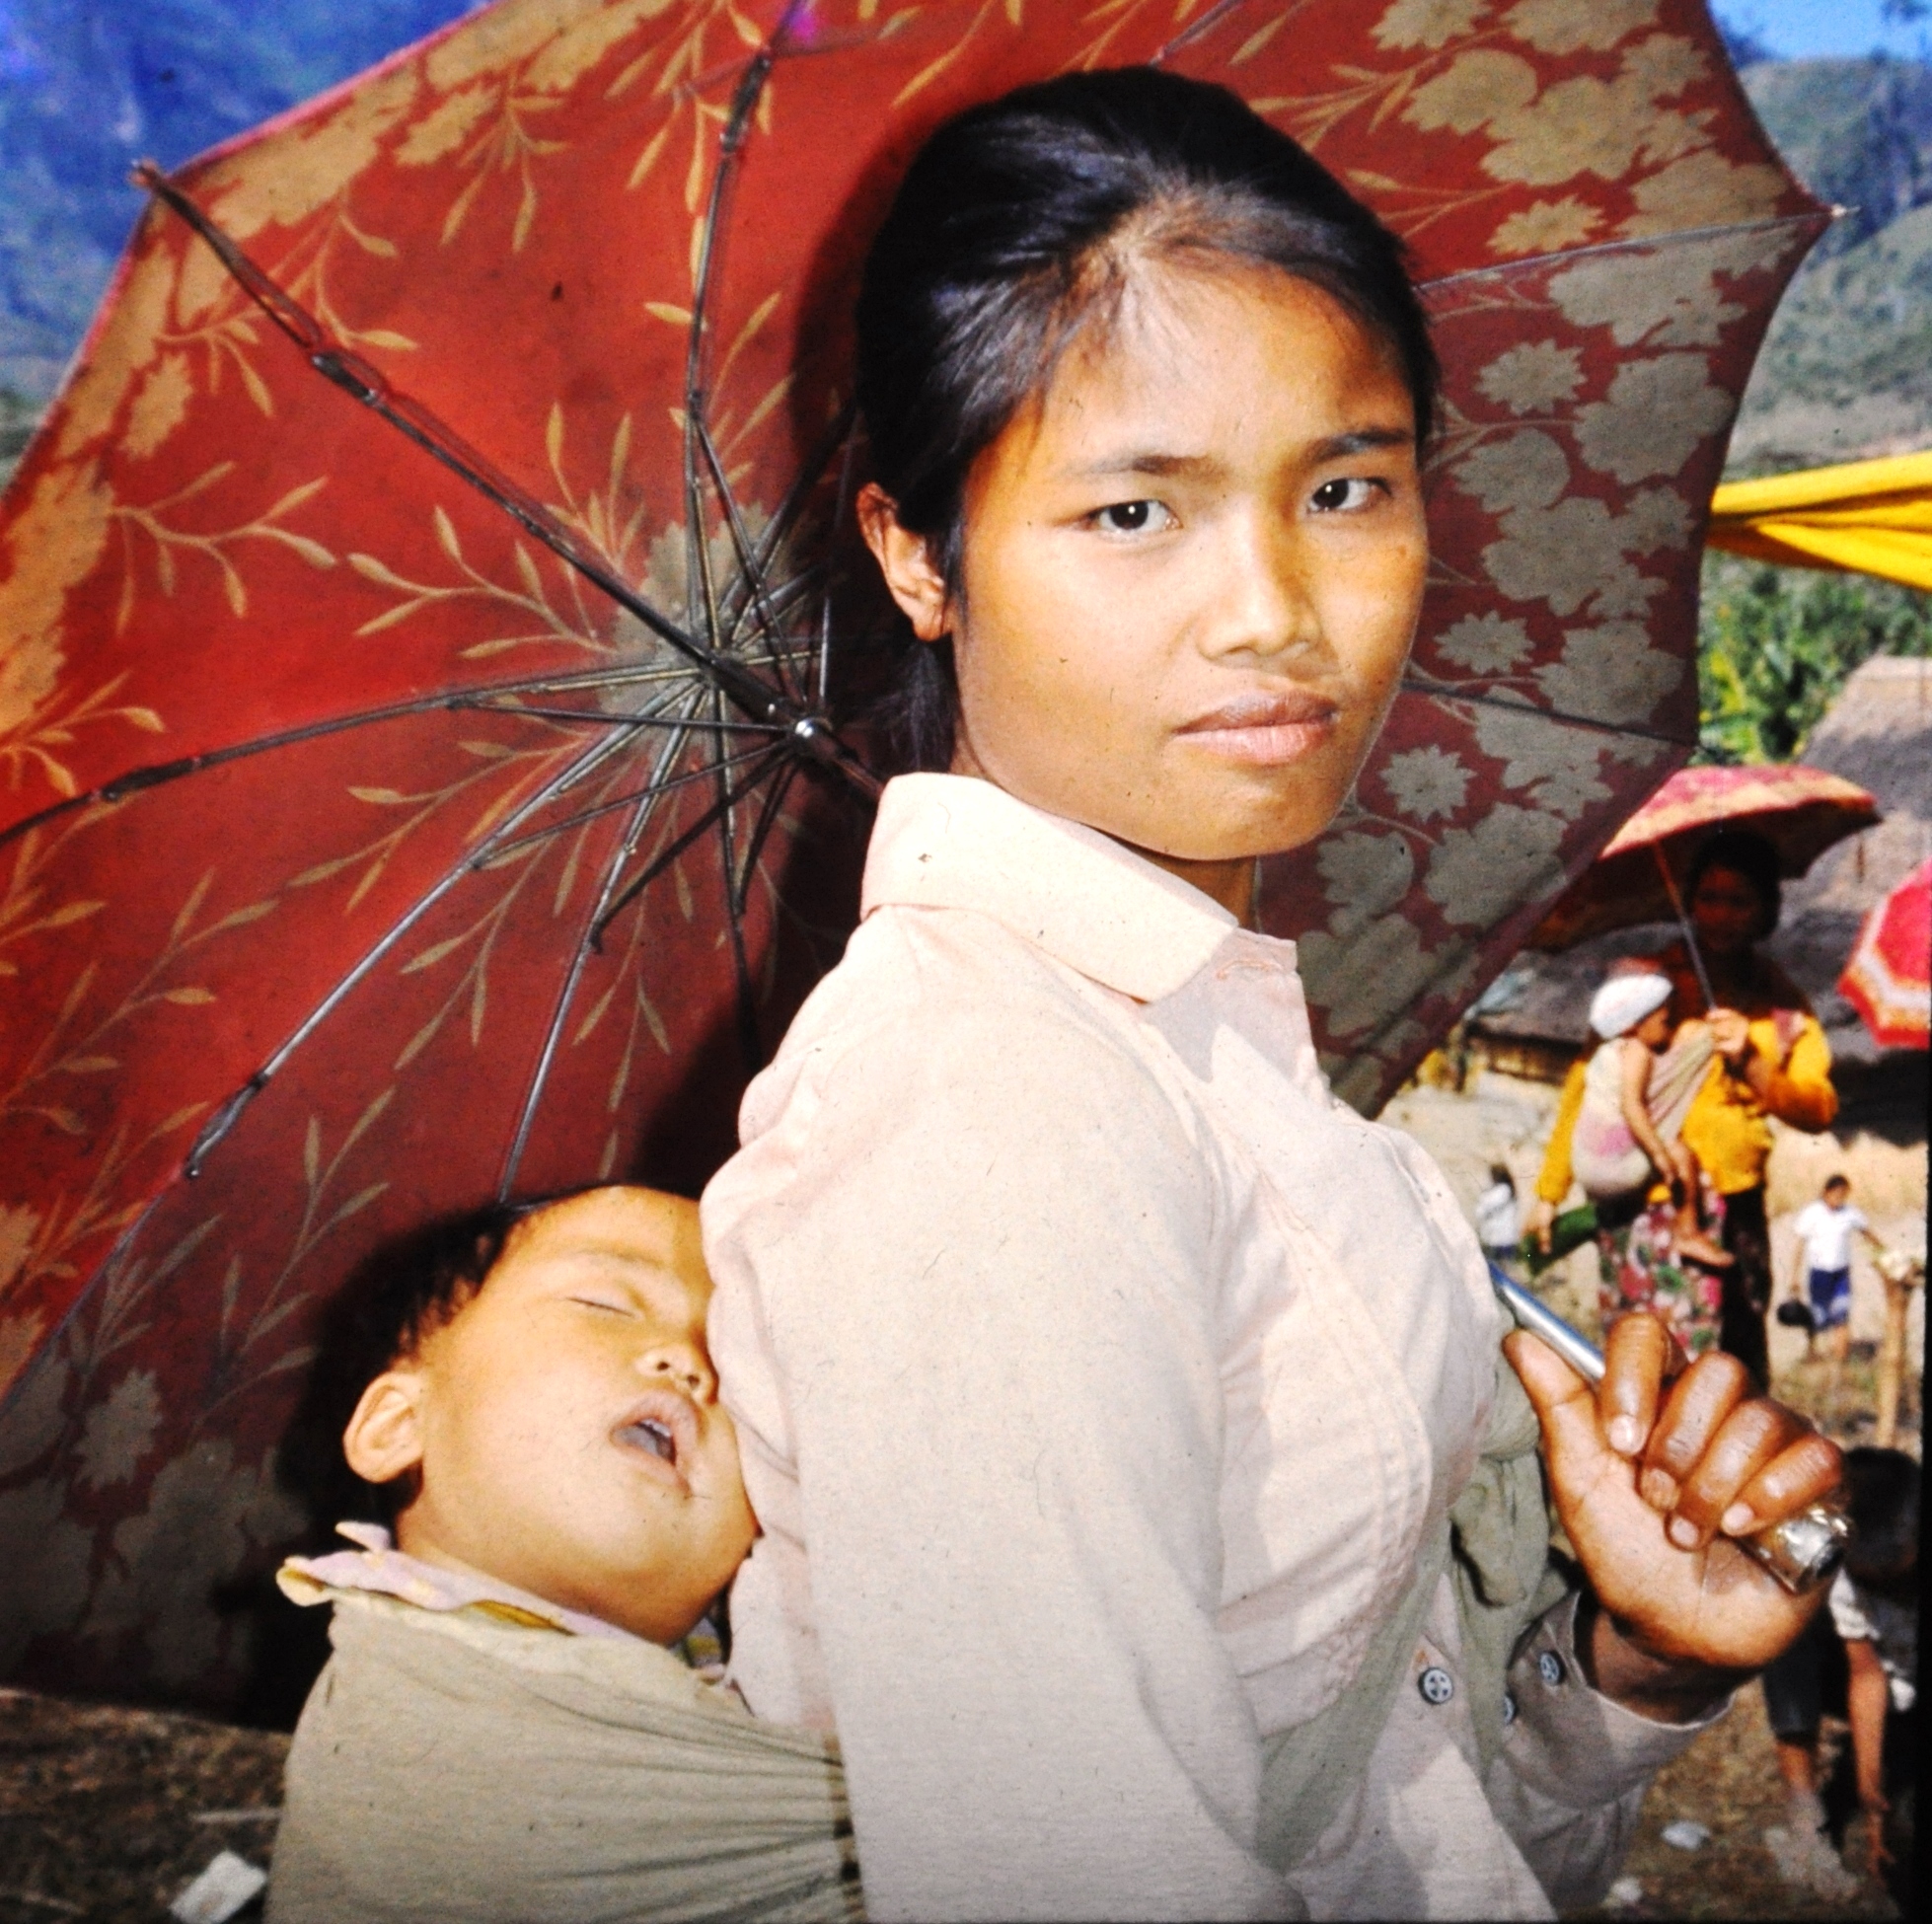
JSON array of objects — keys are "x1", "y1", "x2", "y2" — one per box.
[
  {"x1": 855, "y1": 66, "x2": 1439, "y2": 770},
  {"x1": 1686, "y1": 829, "x2": 1782, "y2": 940},
  {"x1": 281, "y1": 1191, "x2": 588, "y2": 1527}
]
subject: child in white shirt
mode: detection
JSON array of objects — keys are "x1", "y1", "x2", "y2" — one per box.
[{"x1": 1787, "y1": 1174, "x2": 1884, "y2": 1364}]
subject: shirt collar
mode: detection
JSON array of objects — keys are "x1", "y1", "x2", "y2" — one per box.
[{"x1": 861, "y1": 773, "x2": 1242, "y2": 1002}]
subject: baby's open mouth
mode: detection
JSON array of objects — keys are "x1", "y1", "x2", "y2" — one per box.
[
  {"x1": 620, "y1": 1417, "x2": 678, "y2": 1465},
  {"x1": 612, "y1": 1390, "x2": 699, "y2": 1481}
]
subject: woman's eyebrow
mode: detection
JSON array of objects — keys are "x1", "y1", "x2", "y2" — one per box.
[
  {"x1": 1057, "y1": 448, "x2": 1218, "y2": 481},
  {"x1": 1309, "y1": 426, "x2": 1415, "y2": 459}
]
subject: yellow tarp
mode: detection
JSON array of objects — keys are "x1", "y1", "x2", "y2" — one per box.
[{"x1": 1707, "y1": 451, "x2": 1932, "y2": 590}]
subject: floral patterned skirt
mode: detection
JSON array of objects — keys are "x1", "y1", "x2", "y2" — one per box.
[{"x1": 1596, "y1": 1187, "x2": 1727, "y2": 1357}]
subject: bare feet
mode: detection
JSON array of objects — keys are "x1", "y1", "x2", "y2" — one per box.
[{"x1": 1675, "y1": 1226, "x2": 1735, "y2": 1268}]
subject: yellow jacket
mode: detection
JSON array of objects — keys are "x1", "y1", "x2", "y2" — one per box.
[{"x1": 1536, "y1": 984, "x2": 1836, "y2": 1205}]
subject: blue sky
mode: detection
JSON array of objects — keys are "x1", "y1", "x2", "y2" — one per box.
[{"x1": 1723, "y1": 0, "x2": 1931, "y2": 60}]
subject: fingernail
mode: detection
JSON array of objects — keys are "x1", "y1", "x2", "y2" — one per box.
[
  {"x1": 1608, "y1": 1416, "x2": 1641, "y2": 1454},
  {"x1": 1722, "y1": 1503, "x2": 1755, "y2": 1534},
  {"x1": 1669, "y1": 1517, "x2": 1699, "y2": 1549},
  {"x1": 1641, "y1": 1468, "x2": 1677, "y2": 1509}
]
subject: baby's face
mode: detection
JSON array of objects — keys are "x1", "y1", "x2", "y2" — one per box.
[
  {"x1": 1632, "y1": 1004, "x2": 1673, "y2": 1050},
  {"x1": 394, "y1": 1188, "x2": 754, "y2": 1643}
]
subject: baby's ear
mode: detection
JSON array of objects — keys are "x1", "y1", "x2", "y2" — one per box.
[{"x1": 342, "y1": 1370, "x2": 427, "y2": 1486}]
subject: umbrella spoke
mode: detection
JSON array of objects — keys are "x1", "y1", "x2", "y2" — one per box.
[
  {"x1": 731, "y1": 757, "x2": 799, "y2": 923},
  {"x1": 183, "y1": 721, "x2": 642, "y2": 1177},
  {"x1": 481, "y1": 738, "x2": 781, "y2": 863},
  {"x1": 1396, "y1": 674, "x2": 1695, "y2": 749},
  {"x1": 591, "y1": 743, "x2": 790, "y2": 949},
  {"x1": 696, "y1": 414, "x2": 801, "y2": 703},
  {"x1": 496, "y1": 721, "x2": 701, "y2": 1200}
]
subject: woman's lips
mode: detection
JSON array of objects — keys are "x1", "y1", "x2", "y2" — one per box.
[{"x1": 1175, "y1": 690, "x2": 1339, "y2": 767}]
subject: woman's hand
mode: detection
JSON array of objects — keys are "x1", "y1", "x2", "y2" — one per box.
[
  {"x1": 1506, "y1": 1313, "x2": 1842, "y2": 1717},
  {"x1": 1706, "y1": 1007, "x2": 1751, "y2": 1062}
]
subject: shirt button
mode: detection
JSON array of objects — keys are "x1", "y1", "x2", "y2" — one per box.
[
  {"x1": 1538, "y1": 1651, "x2": 1566, "y2": 1687},
  {"x1": 1418, "y1": 1665, "x2": 1454, "y2": 1705},
  {"x1": 1502, "y1": 1691, "x2": 1518, "y2": 1726}
]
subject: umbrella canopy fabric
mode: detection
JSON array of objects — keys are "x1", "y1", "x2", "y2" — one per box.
[
  {"x1": 0, "y1": 0, "x2": 1821, "y2": 1710},
  {"x1": 1529, "y1": 761, "x2": 1881, "y2": 950},
  {"x1": 1839, "y1": 855, "x2": 1931, "y2": 1052},
  {"x1": 1706, "y1": 450, "x2": 1932, "y2": 592}
]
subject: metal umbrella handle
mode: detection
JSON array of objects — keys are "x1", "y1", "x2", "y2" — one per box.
[{"x1": 1490, "y1": 1265, "x2": 1850, "y2": 1594}]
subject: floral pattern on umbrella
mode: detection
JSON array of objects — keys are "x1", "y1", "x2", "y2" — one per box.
[{"x1": 0, "y1": 0, "x2": 1822, "y2": 1707}]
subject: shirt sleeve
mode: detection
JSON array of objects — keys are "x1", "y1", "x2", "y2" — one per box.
[
  {"x1": 1486, "y1": 1593, "x2": 1726, "y2": 1911},
  {"x1": 715, "y1": 989, "x2": 1291, "y2": 1923},
  {"x1": 1534, "y1": 1060, "x2": 1589, "y2": 1206},
  {"x1": 1752, "y1": 1014, "x2": 1837, "y2": 1134}
]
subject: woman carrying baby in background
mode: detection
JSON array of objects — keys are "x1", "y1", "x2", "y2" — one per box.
[{"x1": 1568, "y1": 971, "x2": 1731, "y2": 1354}]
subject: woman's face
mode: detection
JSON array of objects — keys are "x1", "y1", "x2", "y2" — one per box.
[
  {"x1": 1689, "y1": 863, "x2": 1768, "y2": 958},
  {"x1": 863, "y1": 259, "x2": 1428, "y2": 915}
]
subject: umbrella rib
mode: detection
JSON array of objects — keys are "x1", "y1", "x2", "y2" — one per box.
[
  {"x1": 460, "y1": 701, "x2": 782, "y2": 733},
  {"x1": 136, "y1": 166, "x2": 814, "y2": 752},
  {"x1": 591, "y1": 744, "x2": 789, "y2": 948},
  {"x1": 182, "y1": 722, "x2": 642, "y2": 1178},
  {"x1": 718, "y1": 400, "x2": 859, "y2": 641},
  {"x1": 731, "y1": 756, "x2": 799, "y2": 922},
  {"x1": 680, "y1": 47, "x2": 774, "y2": 666},
  {"x1": 495, "y1": 719, "x2": 702, "y2": 1200},
  {"x1": 818, "y1": 419, "x2": 861, "y2": 708},
  {"x1": 481, "y1": 739, "x2": 781, "y2": 863},
  {"x1": 1415, "y1": 210, "x2": 1826, "y2": 297},
  {"x1": 0, "y1": 665, "x2": 714, "y2": 854},
  {"x1": 695, "y1": 414, "x2": 802, "y2": 701},
  {"x1": 1397, "y1": 675, "x2": 1696, "y2": 748}
]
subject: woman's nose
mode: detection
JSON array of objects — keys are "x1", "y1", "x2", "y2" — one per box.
[
  {"x1": 1200, "y1": 512, "x2": 1325, "y2": 666},
  {"x1": 639, "y1": 1338, "x2": 715, "y2": 1401}
]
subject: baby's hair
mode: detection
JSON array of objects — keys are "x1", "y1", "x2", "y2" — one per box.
[
  {"x1": 1489, "y1": 1164, "x2": 1515, "y2": 1189},
  {"x1": 1823, "y1": 1173, "x2": 1850, "y2": 1192},
  {"x1": 282, "y1": 1190, "x2": 598, "y2": 1525},
  {"x1": 1841, "y1": 1446, "x2": 1920, "y2": 1582},
  {"x1": 855, "y1": 66, "x2": 1437, "y2": 770}
]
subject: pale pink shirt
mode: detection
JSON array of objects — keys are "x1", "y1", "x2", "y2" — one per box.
[{"x1": 705, "y1": 775, "x2": 1702, "y2": 1922}]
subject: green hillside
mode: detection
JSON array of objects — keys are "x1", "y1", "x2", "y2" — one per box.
[{"x1": 1730, "y1": 56, "x2": 1932, "y2": 473}]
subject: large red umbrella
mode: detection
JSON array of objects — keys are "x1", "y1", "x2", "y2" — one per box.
[
  {"x1": 1839, "y1": 855, "x2": 1932, "y2": 1052},
  {"x1": 1526, "y1": 761, "x2": 1882, "y2": 951},
  {"x1": 0, "y1": 0, "x2": 1821, "y2": 1709}
]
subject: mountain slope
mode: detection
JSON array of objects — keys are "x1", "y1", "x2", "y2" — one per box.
[{"x1": 1730, "y1": 54, "x2": 1932, "y2": 472}]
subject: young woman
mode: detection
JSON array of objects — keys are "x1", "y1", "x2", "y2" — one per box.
[{"x1": 703, "y1": 71, "x2": 1841, "y2": 1921}]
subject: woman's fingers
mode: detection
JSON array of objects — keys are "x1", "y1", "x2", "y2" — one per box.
[
  {"x1": 1598, "y1": 1310, "x2": 1678, "y2": 1458},
  {"x1": 1635, "y1": 1348, "x2": 1750, "y2": 1513},
  {"x1": 1719, "y1": 1431, "x2": 1844, "y2": 1537},
  {"x1": 1663, "y1": 1398, "x2": 1819, "y2": 1545}
]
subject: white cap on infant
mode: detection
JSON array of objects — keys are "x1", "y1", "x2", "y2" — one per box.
[{"x1": 1589, "y1": 973, "x2": 1672, "y2": 1040}]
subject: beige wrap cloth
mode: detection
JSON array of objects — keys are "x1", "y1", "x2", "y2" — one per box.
[{"x1": 267, "y1": 1584, "x2": 861, "y2": 1924}]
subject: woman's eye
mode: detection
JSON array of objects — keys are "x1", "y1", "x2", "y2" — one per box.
[
  {"x1": 1091, "y1": 499, "x2": 1171, "y2": 535},
  {"x1": 1309, "y1": 477, "x2": 1384, "y2": 513}
]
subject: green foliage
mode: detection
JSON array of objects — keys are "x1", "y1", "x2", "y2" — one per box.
[{"x1": 1696, "y1": 554, "x2": 1932, "y2": 764}]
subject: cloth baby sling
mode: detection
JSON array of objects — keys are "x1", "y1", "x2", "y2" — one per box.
[
  {"x1": 268, "y1": 1358, "x2": 1554, "y2": 1923},
  {"x1": 1571, "y1": 1027, "x2": 1715, "y2": 1202}
]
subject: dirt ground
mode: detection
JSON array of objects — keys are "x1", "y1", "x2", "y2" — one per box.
[{"x1": 1, "y1": 1069, "x2": 1920, "y2": 1921}]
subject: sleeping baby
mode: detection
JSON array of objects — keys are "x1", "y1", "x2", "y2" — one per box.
[{"x1": 267, "y1": 1185, "x2": 859, "y2": 1924}]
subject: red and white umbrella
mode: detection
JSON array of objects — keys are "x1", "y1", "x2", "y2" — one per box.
[{"x1": 1840, "y1": 857, "x2": 1932, "y2": 1052}]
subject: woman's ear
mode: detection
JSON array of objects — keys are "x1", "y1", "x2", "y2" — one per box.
[
  {"x1": 342, "y1": 1370, "x2": 427, "y2": 1487},
  {"x1": 856, "y1": 482, "x2": 951, "y2": 642}
]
